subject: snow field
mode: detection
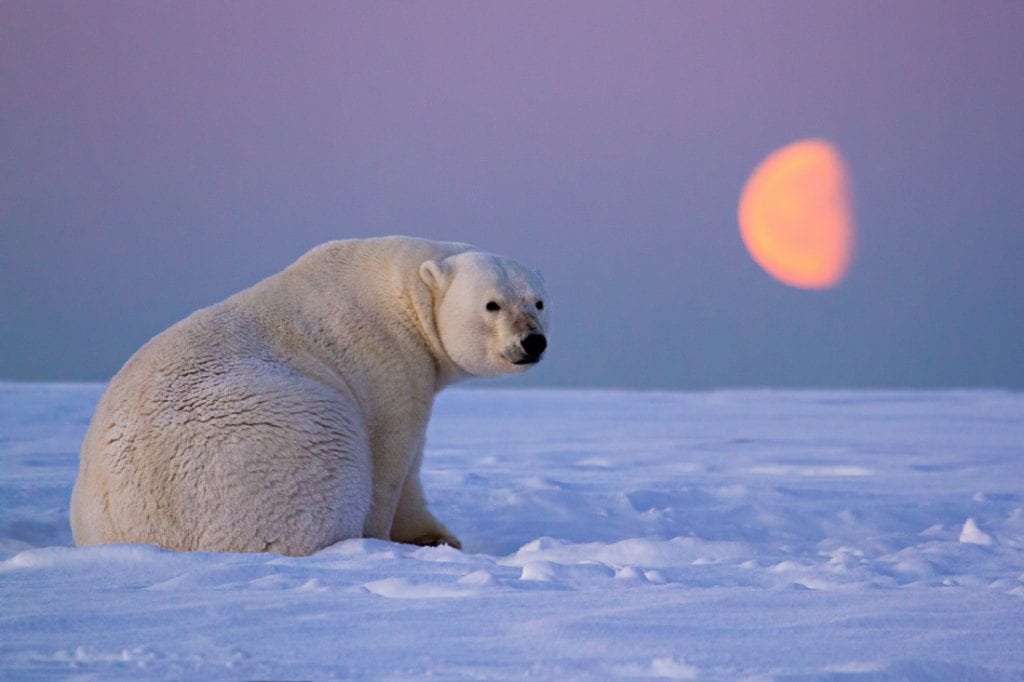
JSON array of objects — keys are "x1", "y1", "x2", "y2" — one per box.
[{"x1": 1, "y1": 384, "x2": 1022, "y2": 679}]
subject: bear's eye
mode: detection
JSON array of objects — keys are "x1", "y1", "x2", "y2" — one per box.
[
  {"x1": 536, "y1": 300, "x2": 544, "y2": 310},
  {"x1": 486, "y1": 301, "x2": 501, "y2": 312}
]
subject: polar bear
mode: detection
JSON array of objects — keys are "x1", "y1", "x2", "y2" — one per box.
[{"x1": 70, "y1": 236, "x2": 548, "y2": 555}]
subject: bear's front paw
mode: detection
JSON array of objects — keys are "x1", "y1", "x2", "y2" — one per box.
[{"x1": 409, "y1": 532, "x2": 462, "y2": 550}]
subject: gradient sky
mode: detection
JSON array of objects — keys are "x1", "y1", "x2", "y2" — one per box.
[{"x1": 2, "y1": 1, "x2": 1022, "y2": 389}]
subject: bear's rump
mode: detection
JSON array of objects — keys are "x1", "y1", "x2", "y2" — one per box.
[{"x1": 76, "y1": 367, "x2": 373, "y2": 555}]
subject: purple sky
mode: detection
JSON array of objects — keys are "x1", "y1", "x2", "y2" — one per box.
[{"x1": 2, "y1": 1, "x2": 1022, "y2": 388}]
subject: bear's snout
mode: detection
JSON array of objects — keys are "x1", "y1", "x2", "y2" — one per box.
[{"x1": 518, "y1": 333, "x2": 547, "y2": 363}]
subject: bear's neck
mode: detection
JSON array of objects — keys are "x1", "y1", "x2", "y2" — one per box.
[{"x1": 403, "y1": 274, "x2": 466, "y2": 392}]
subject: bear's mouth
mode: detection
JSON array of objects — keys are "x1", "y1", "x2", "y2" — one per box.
[
  {"x1": 504, "y1": 348, "x2": 544, "y2": 367},
  {"x1": 512, "y1": 356, "x2": 541, "y2": 366}
]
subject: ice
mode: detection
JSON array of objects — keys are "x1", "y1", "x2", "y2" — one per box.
[{"x1": 1, "y1": 383, "x2": 1023, "y2": 680}]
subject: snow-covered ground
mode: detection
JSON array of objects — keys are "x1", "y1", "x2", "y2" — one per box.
[{"x1": 1, "y1": 383, "x2": 1022, "y2": 680}]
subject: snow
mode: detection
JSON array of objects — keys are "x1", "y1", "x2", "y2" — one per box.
[
  {"x1": 961, "y1": 517, "x2": 995, "y2": 547},
  {"x1": 1, "y1": 383, "x2": 1023, "y2": 680}
]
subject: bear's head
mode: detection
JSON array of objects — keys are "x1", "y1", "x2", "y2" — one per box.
[{"x1": 420, "y1": 251, "x2": 549, "y2": 377}]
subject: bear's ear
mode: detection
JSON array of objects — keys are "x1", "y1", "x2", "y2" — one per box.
[{"x1": 419, "y1": 259, "x2": 451, "y2": 292}]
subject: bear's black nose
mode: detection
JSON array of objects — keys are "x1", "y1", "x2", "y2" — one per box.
[{"x1": 521, "y1": 333, "x2": 547, "y2": 359}]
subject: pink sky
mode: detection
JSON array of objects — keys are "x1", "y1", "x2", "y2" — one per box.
[{"x1": 2, "y1": 1, "x2": 1022, "y2": 387}]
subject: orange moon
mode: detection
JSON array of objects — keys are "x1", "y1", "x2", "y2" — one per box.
[{"x1": 738, "y1": 139, "x2": 855, "y2": 289}]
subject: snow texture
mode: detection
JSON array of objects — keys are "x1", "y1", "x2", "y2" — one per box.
[{"x1": 1, "y1": 383, "x2": 1023, "y2": 680}]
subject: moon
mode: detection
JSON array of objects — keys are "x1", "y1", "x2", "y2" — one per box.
[{"x1": 738, "y1": 139, "x2": 855, "y2": 289}]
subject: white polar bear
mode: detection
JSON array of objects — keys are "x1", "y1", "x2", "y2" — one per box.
[{"x1": 70, "y1": 236, "x2": 548, "y2": 555}]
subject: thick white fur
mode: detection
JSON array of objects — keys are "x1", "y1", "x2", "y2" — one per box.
[{"x1": 70, "y1": 237, "x2": 548, "y2": 555}]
